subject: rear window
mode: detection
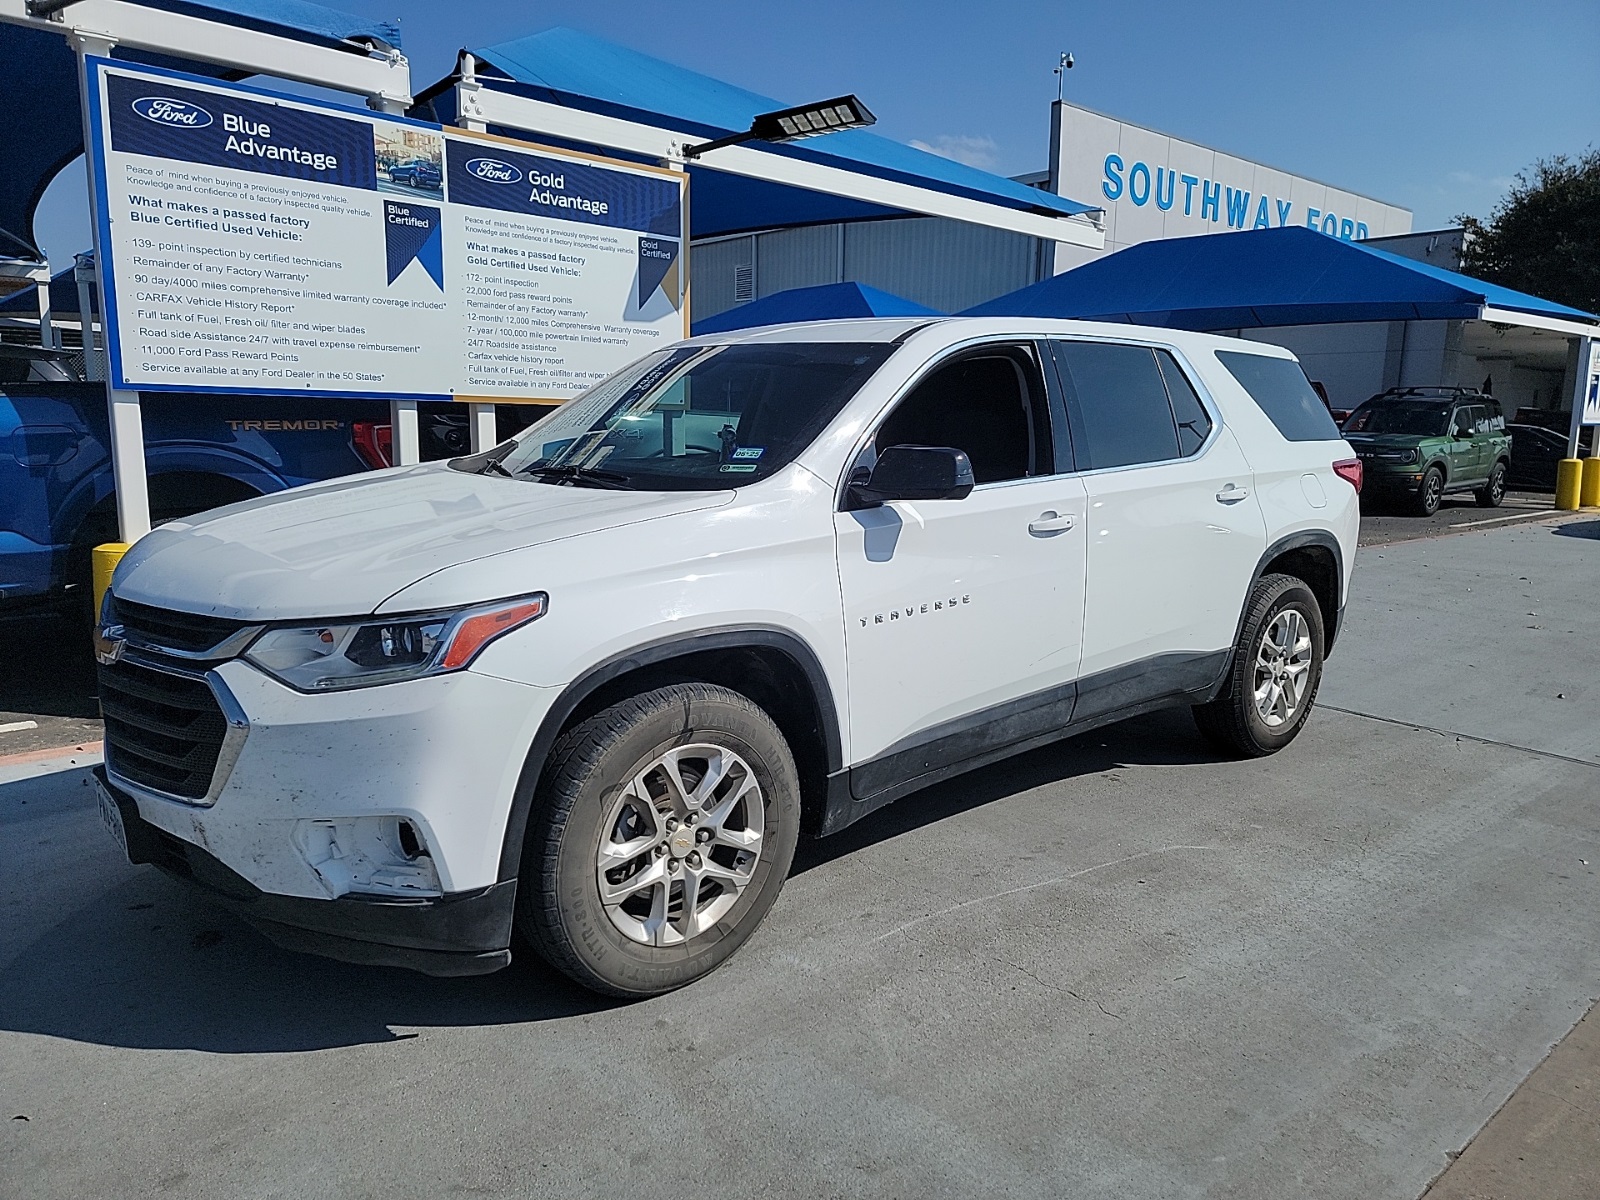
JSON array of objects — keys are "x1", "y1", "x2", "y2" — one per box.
[{"x1": 1215, "y1": 351, "x2": 1342, "y2": 442}]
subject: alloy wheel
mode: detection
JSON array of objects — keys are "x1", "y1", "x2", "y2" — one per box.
[
  {"x1": 1252, "y1": 609, "x2": 1313, "y2": 728},
  {"x1": 595, "y1": 743, "x2": 765, "y2": 946}
]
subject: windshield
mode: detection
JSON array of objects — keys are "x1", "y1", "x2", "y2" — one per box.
[
  {"x1": 494, "y1": 342, "x2": 893, "y2": 490},
  {"x1": 1343, "y1": 401, "x2": 1451, "y2": 436}
]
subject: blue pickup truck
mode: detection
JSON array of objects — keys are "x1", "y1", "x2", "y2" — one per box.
[{"x1": 1, "y1": 342, "x2": 489, "y2": 617}]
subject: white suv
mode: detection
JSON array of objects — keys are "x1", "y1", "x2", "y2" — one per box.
[{"x1": 94, "y1": 318, "x2": 1360, "y2": 996}]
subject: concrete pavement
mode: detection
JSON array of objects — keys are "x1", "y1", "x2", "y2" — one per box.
[{"x1": 2, "y1": 515, "x2": 1597, "y2": 1199}]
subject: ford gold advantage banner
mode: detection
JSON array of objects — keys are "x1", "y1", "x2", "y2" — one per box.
[{"x1": 85, "y1": 60, "x2": 688, "y2": 402}]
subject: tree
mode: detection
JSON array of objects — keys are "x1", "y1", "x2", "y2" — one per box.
[{"x1": 1457, "y1": 149, "x2": 1600, "y2": 315}]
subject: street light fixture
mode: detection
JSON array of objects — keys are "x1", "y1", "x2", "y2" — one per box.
[{"x1": 682, "y1": 95, "x2": 876, "y2": 159}]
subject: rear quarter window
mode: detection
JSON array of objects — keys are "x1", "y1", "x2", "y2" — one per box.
[{"x1": 1215, "y1": 351, "x2": 1342, "y2": 442}]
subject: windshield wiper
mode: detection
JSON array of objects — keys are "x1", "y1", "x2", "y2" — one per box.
[{"x1": 519, "y1": 464, "x2": 634, "y2": 490}]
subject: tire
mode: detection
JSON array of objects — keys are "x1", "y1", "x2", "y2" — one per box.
[
  {"x1": 1475, "y1": 460, "x2": 1507, "y2": 508},
  {"x1": 517, "y1": 683, "x2": 800, "y2": 998},
  {"x1": 1192, "y1": 573, "x2": 1326, "y2": 758},
  {"x1": 1410, "y1": 467, "x2": 1444, "y2": 516}
]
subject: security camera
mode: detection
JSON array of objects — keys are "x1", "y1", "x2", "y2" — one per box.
[{"x1": 1063, "y1": 53, "x2": 1074, "y2": 69}]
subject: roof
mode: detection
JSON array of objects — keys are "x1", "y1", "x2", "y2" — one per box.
[
  {"x1": 965, "y1": 226, "x2": 1599, "y2": 329},
  {"x1": 0, "y1": 0, "x2": 401, "y2": 259},
  {"x1": 691, "y1": 282, "x2": 940, "y2": 335},
  {"x1": 435, "y1": 27, "x2": 1098, "y2": 239}
]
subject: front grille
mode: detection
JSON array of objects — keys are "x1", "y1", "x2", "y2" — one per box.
[
  {"x1": 99, "y1": 659, "x2": 227, "y2": 800},
  {"x1": 114, "y1": 598, "x2": 245, "y2": 656}
]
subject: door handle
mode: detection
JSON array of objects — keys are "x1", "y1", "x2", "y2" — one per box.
[
  {"x1": 1028, "y1": 511, "x2": 1075, "y2": 535},
  {"x1": 1215, "y1": 485, "x2": 1250, "y2": 504}
]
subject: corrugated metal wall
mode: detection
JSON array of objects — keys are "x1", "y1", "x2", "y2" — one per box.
[{"x1": 690, "y1": 217, "x2": 1045, "y2": 322}]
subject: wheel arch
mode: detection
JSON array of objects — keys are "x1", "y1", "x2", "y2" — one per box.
[
  {"x1": 1240, "y1": 531, "x2": 1345, "y2": 656},
  {"x1": 496, "y1": 626, "x2": 844, "y2": 881}
]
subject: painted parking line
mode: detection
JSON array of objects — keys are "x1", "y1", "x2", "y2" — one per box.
[{"x1": 0, "y1": 720, "x2": 40, "y2": 735}]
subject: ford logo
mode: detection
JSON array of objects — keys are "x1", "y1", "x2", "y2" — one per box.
[
  {"x1": 132, "y1": 96, "x2": 214, "y2": 128},
  {"x1": 465, "y1": 157, "x2": 522, "y2": 184}
]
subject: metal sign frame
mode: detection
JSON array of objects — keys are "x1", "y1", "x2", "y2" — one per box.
[{"x1": 0, "y1": 0, "x2": 414, "y2": 542}]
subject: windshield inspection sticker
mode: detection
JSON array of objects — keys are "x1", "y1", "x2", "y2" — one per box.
[
  {"x1": 719, "y1": 464, "x2": 759, "y2": 473},
  {"x1": 731, "y1": 446, "x2": 764, "y2": 460}
]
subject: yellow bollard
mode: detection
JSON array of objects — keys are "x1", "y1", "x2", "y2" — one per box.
[
  {"x1": 91, "y1": 542, "x2": 130, "y2": 622},
  {"x1": 1583, "y1": 457, "x2": 1600, "y2": 508},
  {"x1": 1556, "y1": 459, "x2": 1585, "y2": 510}
]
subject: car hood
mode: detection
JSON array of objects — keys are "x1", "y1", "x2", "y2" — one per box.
[
  {"x1": 1343, "y1": 432, "x2": 1435, "y2": 448},
  {"x1": 113, "y1": 463, "x2": 734, "y2": 621}
]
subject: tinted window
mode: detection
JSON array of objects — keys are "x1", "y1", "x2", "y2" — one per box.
[
  {"x1": 1216, "y1": 351, "x2": 1342, "y2": 442},
  {"x1": 1344, "y1": 400, "x2": 1452, "y2": 436},
  {"x1": 495, "y1": 342, "x2": 893, "y2": 490},
  {"x1": 1156, "y1": 352, "x2": 1213, "y2": 456},
  {"x1": 1452, "y1": 407, "x2": 1476, "y2": 437},
  {"x1": 1053, "y1": 342, "x2": 1180, "y2": 470},
  {"x1": 875, "y1": 347, "x2": 1048, "y2": 484}
]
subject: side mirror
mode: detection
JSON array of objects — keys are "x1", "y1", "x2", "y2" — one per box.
[{"x1": 847, "y1": 444, "x2": 974, "y2": 508}]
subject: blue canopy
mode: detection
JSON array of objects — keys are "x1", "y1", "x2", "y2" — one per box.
[
  {"x1": 0, "y1": 0, "x2": 401, "y2": 260},
  {"x1": 424, "y1": 27, "x2": 1097, "y2": 239},
  {"x1": 965, "y1": 226, "x2": 1599, "y2": 328},
  {"x1": 692, "y1": 282, "x2": 941, "y2": 334}
]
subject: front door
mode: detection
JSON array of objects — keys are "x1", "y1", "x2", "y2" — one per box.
[
  {"x1": 834, "y1": 344, "x2": 1088, "y2": 793},
  {"x1": 1447, "y1": 405, "x2": 1481, "y2": 483}
]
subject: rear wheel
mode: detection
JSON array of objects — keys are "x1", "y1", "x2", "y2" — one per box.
[
  {"x1": 517, "y1": 683, "x2": 800, "y2": 997},
  {"x1": 1193, "y1": 573, "x2": 1325, "y2": 757},
  {"x1": 1411, "y1": 467, "x2": 1444, "y2": 516},
  {"x1": 1475, "y1": 461, "x2": 1507, "y2": 508}
]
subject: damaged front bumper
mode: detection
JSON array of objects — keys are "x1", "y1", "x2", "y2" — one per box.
[{"x1": 98, "y1": 768, "x2": 516, "y2": 977}]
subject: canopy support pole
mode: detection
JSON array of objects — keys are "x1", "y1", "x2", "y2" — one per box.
[
  {"x1": 455, "y1": 59, "x2": 500, "y2": 455},
  {"x1": 1567, "y1": 336, "x2": 1595, "y2": 459}
]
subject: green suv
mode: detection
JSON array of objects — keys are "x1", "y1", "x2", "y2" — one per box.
[{"x1": 1341, "y1": 387, "x2": 1511, "y2": 516}]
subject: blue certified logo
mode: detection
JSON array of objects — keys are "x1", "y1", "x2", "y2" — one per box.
[
  {"x1": 131, "y1": 96, "x2": 214, "y2": 128},
  {"x1": 465, "y1": 157, "x2": 523, "y2": 184}
]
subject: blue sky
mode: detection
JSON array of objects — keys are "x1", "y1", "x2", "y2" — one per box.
[{"x1": 33, "y1": 0, "x2": 1599, "y2": 264}]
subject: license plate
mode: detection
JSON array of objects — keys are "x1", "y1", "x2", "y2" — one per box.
[{"x1": 97, "y1": 780, "x2": 130, "y2": 860}]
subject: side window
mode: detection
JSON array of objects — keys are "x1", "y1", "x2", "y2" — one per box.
[
  {"x1": 873, "y1": 346, "x2": 1050, "y2": 485},
  {"x1": 1452, "y1": 407, "x2": 1476, "y2": 437},
  {"x1": 1051, "y1": 341, "x2": 1179, "y2": 470},
  {"x1": 1214, "y1": 351, "x2": 1342, "y2": 442},
  {"x1": 1156, "y1": 351, "x2": 1213, "y2": 456}
]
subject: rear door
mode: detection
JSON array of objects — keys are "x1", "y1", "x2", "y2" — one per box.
[{"x1": 1049, "y1": 340, "x2": 1266, "y2": 715}]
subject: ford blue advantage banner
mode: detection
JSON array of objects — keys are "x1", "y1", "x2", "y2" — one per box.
[
  {"x1": 105, "y1": 72, "x2": 377, "y2": 190},
  {"x1": 86, "y1": 59, "x2": 688, "y2": 403}
]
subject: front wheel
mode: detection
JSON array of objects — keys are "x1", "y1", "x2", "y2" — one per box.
[
  {"x1": 1411, "y1": 467, "x2": 1444, "y2": 516},
  {"x1": 1476, "y1": 461, "x2": 1507, "y2": 508},
  {"x1": 1193, "y1": 573, "x2": 1325, "y2": 757},
  {"x1": 517, "y1": 683, "x2": 800, "y2": 997}
]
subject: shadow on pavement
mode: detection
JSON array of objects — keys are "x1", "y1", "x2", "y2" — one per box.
[
  {"x1": 0, "y1": 613, "x2": 98, "y2": 719},
  {"x1": 0, "y1": 709, "x2": 1219, "y2": 1054},
  {"x1": 1552, "y1": 519, "x2": 1600, "y2": 540},
  {"x1": 794, "y1": 706, "x2": 1221, "y2": 874}
]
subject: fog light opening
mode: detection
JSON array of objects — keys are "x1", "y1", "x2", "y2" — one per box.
[{"x1": 397, "y1": 819, "x2": 429, "y2": 860}]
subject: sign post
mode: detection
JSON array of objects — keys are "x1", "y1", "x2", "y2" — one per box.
[{"x1": 75, "y1": 32, "x2": 151, "y2": 543}]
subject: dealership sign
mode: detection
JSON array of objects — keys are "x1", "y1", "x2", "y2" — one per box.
[
  {"x1": 1052, "y1": 101, "x2": 1412, "y2": 257},
  {"x1": 86, "y1": 59, "x2": 687, "y2": 403}
]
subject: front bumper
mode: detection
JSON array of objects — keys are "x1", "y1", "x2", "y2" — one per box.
[
  {"x1": 106, "y1": 659, "x2": 557, "y2": 899},
  {"x1": 100, "y1": 768, "x2": 517, "y2": 976}
]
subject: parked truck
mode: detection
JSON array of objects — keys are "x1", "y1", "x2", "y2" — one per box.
[{"x1": 1, "y1": 341, "x2": 493, "y2": 617}]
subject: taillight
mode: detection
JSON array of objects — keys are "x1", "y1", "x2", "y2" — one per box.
[
  {"x1": 352, "y1": 421, "x2": 393, "y2": 470},
  {"x1": 1332, "y1": 457, "x2": 1363, "y2": 494}
]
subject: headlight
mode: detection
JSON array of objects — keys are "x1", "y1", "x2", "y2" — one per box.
[
  {"x1": 244, "y1": 594, "x2": 546, "y2": 691},
  {"x1": 1376, "y1": 449, "x2": 1418, "y2": 464}
]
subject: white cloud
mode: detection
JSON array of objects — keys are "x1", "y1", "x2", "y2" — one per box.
[{"x1": 908, "y1": 134, "x2": 1000, "y2": 171}]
